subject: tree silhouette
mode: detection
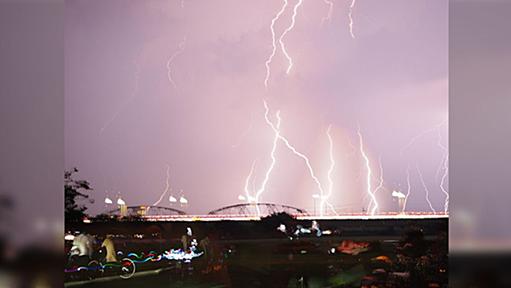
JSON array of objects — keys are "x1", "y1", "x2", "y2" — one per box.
[{"x1": 65, "y1": 168, "x2": 93, "y2": 222}]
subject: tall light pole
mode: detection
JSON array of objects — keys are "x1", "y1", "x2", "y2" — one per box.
[
  {"x1": 117, "y1": 197, "x2": 127, "y2": 217},
  {"x1": 179, "y1": 196, "x2": 188, "y2": 207},
  {"x1": 104, "y1": 196, "x2": 113, "y2": 215},
  {"x1": 392, "y1": 190, "x2": 406, "y2": 214}
]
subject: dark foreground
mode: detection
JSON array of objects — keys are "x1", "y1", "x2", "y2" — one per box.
[{"x1": 65, "y1": 215, "x2": 448, "y2": 288}]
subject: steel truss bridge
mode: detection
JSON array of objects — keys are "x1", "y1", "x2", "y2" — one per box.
[
  {"x1": 110, "y1": 203, "x2": 448, "y2": 222},
  {"x1": 105, "y1": 205, "x2": 187, "y2": 217},
  {"x1": 208, "y1": 203, "x2": 308, "y2": 217}
]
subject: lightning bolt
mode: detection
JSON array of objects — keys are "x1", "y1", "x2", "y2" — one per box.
[
  {"x1": 278, "y1": 0, "x2": 304, "y2": 75},
  {"x1": 402, "y1": 165, "x2": 411, "y2": 213},
  {"x1": 400, "y1": 121, "x2": 447, "y2": 156},
  {"x1": 400, "y1": 122, "x2": 448, "y2": 214},
  {"x1": 264, "y1": 0, "x2": 289, "y2": 88},
  {"x1": 252, "y1": 103, "x2": 281, "y2": 216},
  {"x1": 437, "y1": 130, "x2": 449, "y2": 213},
  {"x1": 263, "y1": 101, "x2": 326, "y2": 209},
  {"x1": 244, "y1": 160, "x2": 257, "y2": 203},
  {"x1": 100, "y1": 59, "x2": 140, "y2": 134},
  {"x1": 416, "y1": 164, "x2": 436, "y2": 213},
  {"x1": 147, "y1": 164, "x2": 171, "y2": 214},
  {"x1": 348, "y1": 0, "x2": 356, "y2": 38},
  {"x1": 251, "y1": 100, "x2": 337, "y2": 216},
  {"x1": 321, "y1": 0, "x2": 335, "y2": 25},
  {"x1": 368, "y1": 156, "x2": 384, "y2": 213},
  {"x1": 166, "y1": 37, "x2": 186, "y2": 89},
  {"x1": 357, "y1": 127, "x2": 378, "y2": 216},
  {"x1": 321, "y1": 125, "x2": 338, "y2": 216}
]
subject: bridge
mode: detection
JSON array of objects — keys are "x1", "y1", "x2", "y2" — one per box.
[
  {"x1": 105, "y1": 205, "x2": 187, "y2": 217},
  {"x1": 208, "y1": 202, "x2": 309, "y2": 216},
  {"x1": 114, "y1": 203, "x2": 448, "y2": 222}
]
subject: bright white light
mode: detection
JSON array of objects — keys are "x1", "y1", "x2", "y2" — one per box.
[
  {"x1": 238, "y1": 195, "x2": 246, "y2": 201},
  {"x1": 392, "y1": 190, "x2": 406, "y2": 199},
  {"x1": 162, "y1": 249, "x2": 203, "y2": 261},
  {"x1": 117, "y1": 198, "x2": 126, "y2": 205},
  {"x1": 169, "y1": 196, "x2": 177, "y2": 203},
  {"x1": 104, "y1": 197, "x2": 113, "y2": 204},
  {"x1": 83, "y1": 218, "x2": 91, "y2": 224},
  {"x1": 179, "y1": 196, "x2": 188, "y2": 204},
  {"x1": 312, "y1": 194, "x2": 320, "y2": 199},
  {"x1": 64, "y1": 234, "x2": 75, "y2": 241}
]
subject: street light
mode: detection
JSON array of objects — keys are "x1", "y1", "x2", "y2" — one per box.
[
  {"x1": 179, "y1": 196, "x2": 188, "y2": 205},
  {"x1": 104, "y1": 197, "x2": 113, "y2": 204},
  {"x1": 391, "y1": 190, "x2": 406, "y2": 213},
  {"x1": 117, "y1": 198, "x2": 125, "y2": 205},
  {"x1": 169, "y1": 196, "x2": 177, "y2": 203},
  {"x1": 117, "y1": 197, "x2": 127, "y2": 217},
  {"x1": 238, "y1": 195, "x2": 246, "y2": 201}
]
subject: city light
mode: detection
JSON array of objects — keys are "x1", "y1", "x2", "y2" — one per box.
[
  {"x1": 179, "y1": 196, "x2": 188, "y2": 204},
  {"x1": 117, "y1": 198, "x2": 126, "y2": 206},
  {"x1": 104, "y1": 197, "x2": 113, "y2": 204},
  {"x1": 169, "y1": 196, "x2": 177, "y2": 203},
  {"x1": 392, "y1": 190, "x2": 406, "y2": 199}
]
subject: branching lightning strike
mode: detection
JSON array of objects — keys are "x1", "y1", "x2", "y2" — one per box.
[
  {"x1": 321, "y1": 125, "x2": 338, "y2": 216},
  {"x1": 437, "y1": 130, "x2": 449, "y2": 213},
  {"x1": 252, "y1": 104, "x2": 282, "y2": 216},
  {"x1": 248, "y1": 101, "x2": 338, "y2": 216},
  {"x1": 321, "y1": 0, "x2": 335, "y2": 25},
  {"x1": 357, "y1": 127, "x2": 379, "y2": 215},
  {"x1": 263, "y1": 101, "x2": 326, "y2": 209},
  {"x1": 278, "y1": 0, "x2": 304, "y2": 75},
  {"x1": 264, "y1": 0, "x2": 289, "y2": 88},
  {"x1": 147, "y1": 164, "x2": 171, "y2": 214},
  {"x1": 403, "y1": 165, "x2": 411, "y2": 213},
  {"x1": 416, "y1": 164, "x2": 436, "y2": 213},
  {"x1": 166, "y1": 37, "x2": 186, "y2": 89},
  {"x1": 244, "y1": 160, "x2": 258, "y2": 203},
  {"x1": 368, "y1": 157, "x2": 384, "y2": 213},
  {"x1": 400, "y1": 121, "x2": 447, "y2": 156},
  {"x1": 348, "y1": 0, "x2": 356, "y2": 38}
]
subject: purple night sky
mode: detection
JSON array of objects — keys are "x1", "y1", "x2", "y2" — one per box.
[{"x1": 65, "y1": 0, "x2": 447, "y2": 216}]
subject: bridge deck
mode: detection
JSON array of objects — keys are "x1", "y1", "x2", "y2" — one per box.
[{"x1": 141, "y1": 212, "x2": 448, "y2": 222}]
